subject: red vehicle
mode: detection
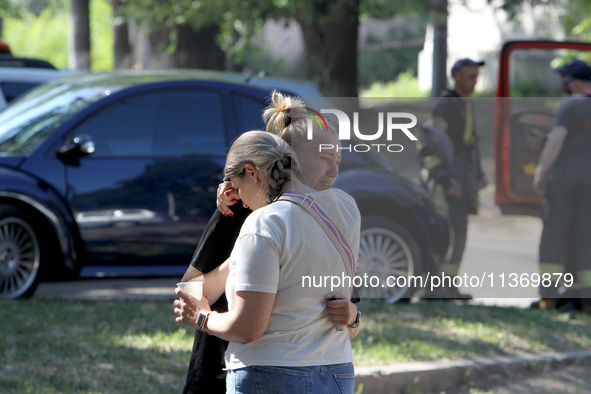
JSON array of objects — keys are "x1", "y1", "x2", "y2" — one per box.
[
  {"x1": 494, "y1": 40, "x2": 591, "y2": 216},
  {"x1": 0, "y1": 38, "x2": 11, "y2": 54}
]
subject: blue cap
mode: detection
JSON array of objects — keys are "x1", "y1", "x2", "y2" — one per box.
[
  {"x1": 554, "y1": 59, "x2": 591, "y2": 83},
  {"x1": 451, "y1": 58, "x2": 485, "y2": 76}
]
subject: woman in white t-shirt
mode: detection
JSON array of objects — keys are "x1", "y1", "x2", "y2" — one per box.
[
  {"x1": 174, "y1": 128, "x2": 361, "y2": 394},
  {"x1": 179, "y1": 91, "x2": 359, "y2": 393}
]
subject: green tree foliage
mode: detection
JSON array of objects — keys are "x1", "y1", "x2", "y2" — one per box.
[
  {"x1": 90, "y1": 0, "x2": 114, "y2": 70},
  {"x1": 2, "y1": 0, "x2": 112, "y2": 70},
  {"x1": 560, "y1": 0, "x2": 591, "y2": 46},
  {"x1": 0, "y1": 0, "x2": 25, "y2": 18},
  {"x1": 3, "y1": 0, "x2": 69, "y2": 66},
  {"x1": 117, "y1": 0, "x2": 283, "y2": 61},
  {"x1": 2, "y1": 0, "x2": 566, "y2": 88},
  {"x1": 358, "y1": 19, "x2": 427, "y2": 88},
  {"x1": 360, "y1": 0, "x2": 430, "y2": 18},
  {"x1": 489, "y1": 0, "x2": 556, "y2": 20},
  {"x1": 115, "y1": 0, "x2": 432, "y2": 95}
]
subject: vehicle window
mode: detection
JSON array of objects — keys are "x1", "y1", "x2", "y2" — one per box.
[
  {"x1": 0, "y1": 83, "x2": 108, "y2": 156},
  {"x1": 69, "y1": 89, "x2": 226, "y2": 158},
  {"x1": 0, "y1": 81, "x2": 40, "y2": 102},
  {"x1": 233, "y1": 94, "x2": 266, "y2": 133}
]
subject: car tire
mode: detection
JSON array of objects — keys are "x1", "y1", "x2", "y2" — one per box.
[
  {"x1": 0, "y1": 206, "x2": 42, "y2": 299},
  {"x1": 357, "y1": 216, "x2": 422, "y2": 303}
]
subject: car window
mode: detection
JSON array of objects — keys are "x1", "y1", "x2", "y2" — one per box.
[
  {"x1": 0, "y1": 83, "x2": 107, "y2": 156},
  {"x1": 233, "y1": 94, "x2": 266, "y2": 133},
  {"x1": 0, "y1": 81, "x2": 40, "y2": 102},
  {"x1": 69, "y1": 89, "x2": 226, "y2": 158}
]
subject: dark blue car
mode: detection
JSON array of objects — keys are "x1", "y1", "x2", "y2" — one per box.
[{"x1": 0, "y1": 70, "x2": 450, "y2": 300}]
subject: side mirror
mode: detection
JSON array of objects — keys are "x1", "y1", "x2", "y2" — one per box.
[{"x1": 57, "y1": 135, "x2": 95, "y2": 160}]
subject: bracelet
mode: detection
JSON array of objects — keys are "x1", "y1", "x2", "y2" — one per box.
[{"x1": 348, "y1": 310, "x2": 361, "y2": 328}]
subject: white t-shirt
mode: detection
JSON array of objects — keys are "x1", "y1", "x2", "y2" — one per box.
[{"x1": 225, "y1": 188, "x2": 361, "y2": 369}]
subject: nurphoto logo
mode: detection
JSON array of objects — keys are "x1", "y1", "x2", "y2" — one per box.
[{"x1": 306, "y1": 108, "x2": 418, "y2": 153}]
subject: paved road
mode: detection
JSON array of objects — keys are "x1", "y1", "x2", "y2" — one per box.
[
  {"x1": 458, "y1": 186, "x2": 541, "y2": 308},
  {"x1": 35, "y1": 276, "x2": 180, "y2": 301}
]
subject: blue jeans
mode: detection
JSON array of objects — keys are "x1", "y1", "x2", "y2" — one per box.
[{"x1": 226, "y1": 363, "x2": 355, "y2": 394}]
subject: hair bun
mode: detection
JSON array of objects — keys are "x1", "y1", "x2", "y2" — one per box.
[{"x1": 263, "y1": 90, "x2": 306, "y2": 139}]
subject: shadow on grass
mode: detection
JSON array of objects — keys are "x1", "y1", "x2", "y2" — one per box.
[
  {"x1": 2, "y1": 298, "x2": 590, "y2": 391},
  {"x1": 0, "y1": 299, "x2": 192, "y2": 393},
  {"x1": 353, "y1": 300, "x2": 591, "y2": 365}
]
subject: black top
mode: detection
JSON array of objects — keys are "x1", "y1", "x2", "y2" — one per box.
[
  {"x1": 183, "y1": 204, "x2": 251, "y2": 394},
  {"x1": 431, "y1": 89, "x2": 477, "y2": 156},
  {"x1": 427, "y1": 89, "x2": 485, "y2": 213}
]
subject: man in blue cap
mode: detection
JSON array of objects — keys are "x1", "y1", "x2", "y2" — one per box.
[
  {"x1": 532, "y1": 59, "x2": 591, "y2": 312},
  {"x1": 555, "y1": 58, "x2": 590, "y2": 95},
  {"x1": 419, "y1": 58, "x2": 487, "y2": 300}
]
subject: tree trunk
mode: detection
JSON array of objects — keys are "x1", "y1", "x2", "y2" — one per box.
[
  {"x1": 148, "y1": 24, "x2": 227, "y2": 70},
  {"x1": 430, "y1": 0, "x2": 448, "y2": 97},
  {"x1": 69, "y1": 0, "x2": 91, "y2": 70},
  {"x1": 171, "y1": 24, "x2": 226, "y2": 70},
  {"x1": 296, "y1": 0, "x2": 360, "y2": 97},
  {"x1": 112, "y1": 0, "x2": 134, "y2": 69}
]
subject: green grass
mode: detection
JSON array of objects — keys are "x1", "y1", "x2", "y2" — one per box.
[
  {"x1": 360, "y1": 72, "x2": 429, "y2": 98},
  {"x1": 1, "y1": 301, "x2": 186, "y2": 393},
  {"x1": 353, "y1": 300, "x2": 591, "y2": 366},
  {"x1": 359, "y1": 73, "x2": 495, "y2": 99},
  {"x1": 1, "y1": 299, "x2": 590, "y2": 393}
]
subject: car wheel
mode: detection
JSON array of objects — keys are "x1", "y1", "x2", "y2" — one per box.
[
  {"x1": 357, "y1": 216, "x2": 422, "y2": 303},
  {"x1": 0, "y1": 206, "x2": 41, "y2": 299}
]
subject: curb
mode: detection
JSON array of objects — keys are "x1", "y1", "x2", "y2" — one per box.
[{"x1": 354, "y1": 350, "x2": 591, "y2": 393}]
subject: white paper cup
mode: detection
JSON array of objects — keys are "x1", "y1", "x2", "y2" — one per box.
[{"x1": 176, "y1": 281, "x2": 204, "y2": 301}]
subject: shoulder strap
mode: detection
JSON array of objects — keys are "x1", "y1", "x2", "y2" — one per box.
[{"x1": 275, "y1": 191, "x2": 355, "y2": 279}]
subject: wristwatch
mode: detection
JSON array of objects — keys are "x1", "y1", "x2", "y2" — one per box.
[
  {"x1": 196, "y1": 311, "x2": 211, "y2": 332},
  {"x1": 348, "y1": 310, "x2": 361, "y2": 328}
]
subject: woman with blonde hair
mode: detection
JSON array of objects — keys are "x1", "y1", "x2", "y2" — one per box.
[
  {"x1": 179, "y1": 91, "x2": 360, "y2": 393},
  {"x1": 175, "y1": 128, "x2": 360, "y2": 393}
]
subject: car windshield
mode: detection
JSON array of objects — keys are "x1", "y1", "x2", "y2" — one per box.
[{"x1": 0, "y1": 82, "x2": 118, "y2": 155}]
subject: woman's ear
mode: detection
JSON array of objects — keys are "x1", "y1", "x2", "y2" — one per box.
[{"x1": 244, "y1": 163, "x2": 259, "y2": 184}]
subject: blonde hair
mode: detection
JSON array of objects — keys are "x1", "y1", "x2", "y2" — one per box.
[
  {"x1": 261, "y1": 91, "x2": 338, "y2": 184},
  {"x1": 224, "y1": 130, "x2": 295, "y2": 204},
  {"x1": 262, "y1": 90, "x2": 338, "y2": 149}
]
